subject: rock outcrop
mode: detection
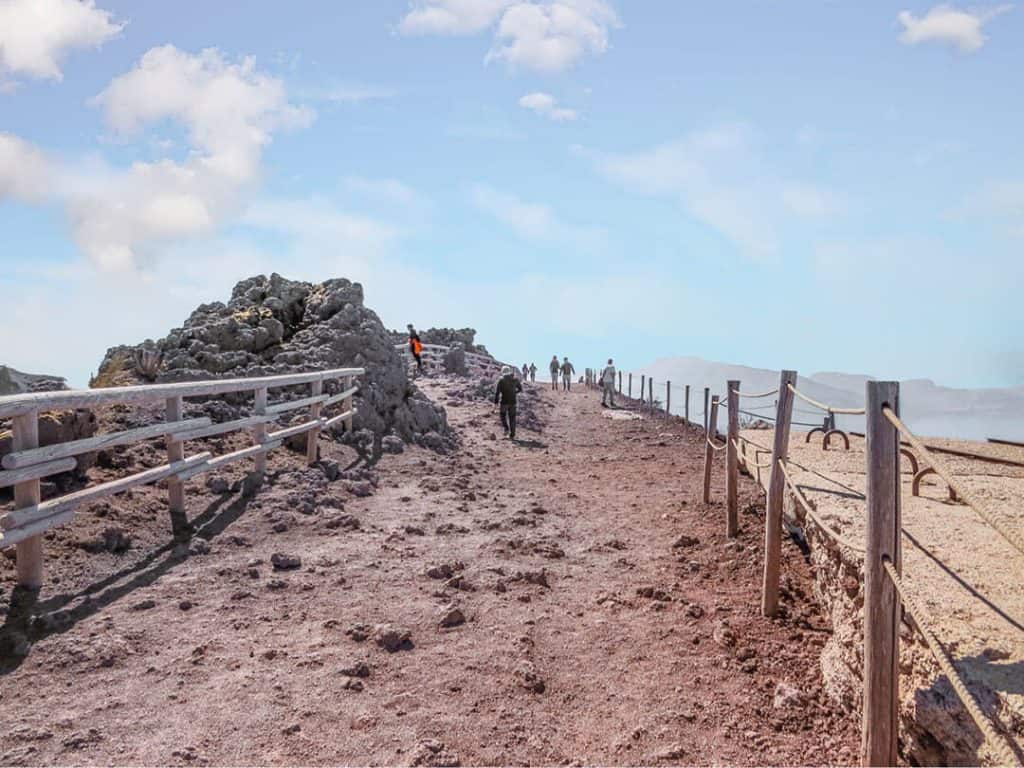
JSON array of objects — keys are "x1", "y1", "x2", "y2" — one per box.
[
  {"x1": 93, "y1": 274, "x2": 450, "y2": 449},
  {"x1": 389, "y1": 327, "x2": 489, "y2": 356},
  {"x1": 0, "y1": 365, "x2": 68, "y2": 396}
]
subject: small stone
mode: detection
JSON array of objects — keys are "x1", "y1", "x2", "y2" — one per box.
[
  {"x1": 271, "y1": 553, "x2": 301, "y2": 571},
  {"x1": 131, "y1": 599, "x2": 156, "y2": 611},
  {"x1": 685, "y1": 603, "x2": 704, "y2": 618},
  {"x1": 439, "y1": 606, "x2": 466, "y2": 628},
  {"x1": 340, "y1": 661, "x2": 371, "y2": 678},
  {"x1": 206, "y1": 476, "x2": 230, "y2": 494},
  {"x1": 374, "y1": 624, "x2": 413, "y2": 652},
  {"x1": 672, "y1": 534, "x2": 699, "y2": 549},
  {"x1": 346, "y1": 623, "x2": 372, "y2": 642},
  {"x1": 282, "y1": 723, "x2": 301, "y2": 735},
  {"x1": 514, "y1": 661, "x2": 545, "y2": 693},
  {"x1": 342, "y1": 678, "x2": 364, "y2": 692},
  {"x1": 178, "y1": 600, "x2": 193, "y2": 611}
]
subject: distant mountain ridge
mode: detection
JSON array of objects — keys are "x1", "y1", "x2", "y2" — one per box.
[{"x1": 636, "y1": 356, "x2": 1024, "y2": 442}]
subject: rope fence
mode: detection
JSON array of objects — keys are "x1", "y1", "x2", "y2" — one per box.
[
  {"x1": 883, "y1": 560, "x2": 1019, "y2": 767},
  {"x1": 690, "y1": 372, "x2": 1022, "y2": 766}
]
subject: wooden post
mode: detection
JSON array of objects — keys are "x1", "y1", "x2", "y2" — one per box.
[
  {"x1": 343, "y1": 375, "x2": 355, "y2": 432},
  {"x1": 253, "y1": 387, "x2": 268, "y2": 475},
  {"x1": 640, "y1": 375, "x2": 645, "y2": 404},
  {"x1": 165, "y1": 396, "x2": 188, "y2": 537},
  {"x1": 628, "y1": 373, "x2": 632, "y2": 399},
  {"x1": 306, "y1": 379, "x2": 323, "y2": 465},
  {"x1": 618, "y1": 371, "x2": 622, "y2": 394},
  {"x1": 762, "y1": 369, "x2": 797, "y2": 617},
  {"x1": 12, "y1": 411, "x2": 43, "y2": 588},
  {"x1": 648, "y1": 377, "x2": 654, "y2": 413},
  {"x1": 726, "y1": 380, "x2": 740, "y2": 537},
  {"x1": 862, "y1": 381, "x2": 901, "y2": 768},
  {"x1": 666, "y1": 381, "x2": 671, "y2": 417},
  {"x1": 684, "y1": 385, "x2": 690, "y2": 425},
  {"x1": 702, "y1": 396, "x2": 720, "y2": 503},
  {"x1": 703, "y1": 387, "x2": 710, "y2": 432}
]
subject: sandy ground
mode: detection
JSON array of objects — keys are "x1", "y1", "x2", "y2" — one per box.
[
  {"x1": 740, "y1": 426, "x2": 1024, "y2": 754},
  {"x1": 0, "y1": 378, "x2": 861, "y2": 766}
]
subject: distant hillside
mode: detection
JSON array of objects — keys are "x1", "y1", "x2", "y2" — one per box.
[
  {"x1": 635, "y1": 356, "x2": 1024, "y2": 441},
  {"x1": 0, "y1": 365, "x2": 68, "y2": 396}
]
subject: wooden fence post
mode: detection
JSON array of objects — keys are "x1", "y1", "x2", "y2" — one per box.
[
  {"x1": 306, "y1": 379, "x2": 323, "y2": 464},
  {"x1": 618, "y1": 371, "x2": 622, "y2": 394},
  {"x1": 762, "y1": 369, "x2": 796, "y2": 617},
  {"x1": 165, "y1": 396, "x2": 188, "y2": 537},
  {"x1": 702, "y1": 396, "x2": 720, "y2": 503},
  {"x1": 640, "y1": 375, "x2": 646, "y2": 404},
  {"x1": 703, "y1": 387, "x2": 710, "y2": 432},
  {"x1": 628, "y1": 373, "x2": 632, "y2": 399},
  {"x1": 344, "y1": 375, "x2": 355, "y2": 432},
  {"x1": 666, "y1": 381, "x2": 671, "y2": 417},
  {"x1": 726, "y1": 380, "x2": 740, "y2": 537},
  {"x1": 862, "y1": 381, "x2": 901, "y2": 767},
  {"x1": 684, "y1": 385, "x2": 690, "y2": 425},
  {"x1": 12, "y1": 411, "x2": 43, "y2": 588},
  {"x1": 648, "y1": 377, "x2": 654, "y2": 413},
  {"x1": 253, "y1": 387, "x2": 268, "y2": 475}
]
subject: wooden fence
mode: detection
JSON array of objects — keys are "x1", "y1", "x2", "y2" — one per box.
[
  {"x1": 594, "y1": 369, "x2": 1021, "y2": 766},
  {"x1": 0, "y1": 367, "x2": 362, "y2": 590}
]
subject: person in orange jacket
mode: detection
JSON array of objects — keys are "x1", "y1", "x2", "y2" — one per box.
[{"x1": 407, "y1": 324, "x2": 424, "y2": 374}]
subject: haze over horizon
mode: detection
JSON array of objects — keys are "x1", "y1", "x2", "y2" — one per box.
[{"x1": 2, "y1": 1, "x2": 1022, "y2": 390}]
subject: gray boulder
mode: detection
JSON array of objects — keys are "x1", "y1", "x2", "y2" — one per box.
[{"x1": 94, "y1": 273, "x2": 450, "y2": 448}]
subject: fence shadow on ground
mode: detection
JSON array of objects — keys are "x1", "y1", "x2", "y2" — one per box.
[{"x1": 0, "y1": 491, "x2": 255, "y2": 676}]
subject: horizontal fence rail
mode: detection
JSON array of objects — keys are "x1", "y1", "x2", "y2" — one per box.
[{"x1": 0, "y1": 367, "x2": 363, "y2": 589}]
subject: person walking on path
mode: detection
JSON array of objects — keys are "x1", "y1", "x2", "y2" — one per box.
[
  {"x1": 407, "y1": 324, "x2": 424, "y2": 375},
  {"x1": 549, "y1": 356, "x2": 560, "y2": 391},
  {"x1": 494, "y1": 365, "x2": 523, "y2": 440},
  {"x1": 601, "y1": 358, "x2": 617, "y2": 407},
  {"x1": 522, "y1": 363, "x2": 529, "y2": 381},
  {"x1": 560, "y1": 357, "x2": 576, "y2": 392},
  {"x1": 529, "y1": 363, "x2": 537, "y2": 382}
]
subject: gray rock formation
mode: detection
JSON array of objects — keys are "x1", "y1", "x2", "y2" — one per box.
[
  {"x1": 94, "y1": 273, "x2": 450, "y2": 448},
  {"x1": 0, "y1": 365, "x2": 68, "y2": 396},
  {"x1": 389, "y1": 327, "x2": 489, "y2": 356}
]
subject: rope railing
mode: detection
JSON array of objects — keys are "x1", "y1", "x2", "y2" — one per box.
[
  {"x1": 786, "y1": 383, "x2": 866, "y2": 415},
  {"x1": 706, "y1": 437, "x2": 727, "y2": 452},
  {"x1": 731, "y1": 387, "x2": 777, "y2": 398},
  {"x1": 882, "y1": 407, "x2": 1024, "y2": 559},
  {"x1": 733, "y1": 439, "x2": 773, "y2": 469},
  {"x1": 883, "y1": 560, "x2": 1020, "y2": 767},
  {"x1": 779, "y1": 459, "x2": 865, "y2": 560}
]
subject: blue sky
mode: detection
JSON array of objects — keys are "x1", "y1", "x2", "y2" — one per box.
[{"x1": 1, "y1": 0, "x2": 1022, "y2": 388}]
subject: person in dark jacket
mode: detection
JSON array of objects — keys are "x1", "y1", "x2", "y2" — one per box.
[
  {"x1": 494, "y1": 365, "x2": 523, "y2": 439},
  {"x1": 549, "y1": 355, "x2": 560, "y2": 390}
]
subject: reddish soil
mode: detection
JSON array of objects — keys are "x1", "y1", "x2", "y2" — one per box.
[{"x1": 0, "y1": 378, "x2": 859, "y2": 766}]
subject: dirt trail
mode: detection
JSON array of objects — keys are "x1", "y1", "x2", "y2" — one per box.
[{"x1": 1, "y1": 378, "x2": 858, "y2": 766}]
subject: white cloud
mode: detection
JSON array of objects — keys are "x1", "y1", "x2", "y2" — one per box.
[
  {"x1": 581, "y1": 125, "x2": 844, "y2": 260},
  {"x1": 487, "y1": 0, "x2": 618, "y2": 72},
  {"x1": 398, "y1": 0, "x2": 618, "y2": 73},
  {"x1": 342, "y1": 176, "x2": 424, "y2": 208},
  {"x1": 0, "y1": 46, "x2": 312, "y2": 271},
  {"x1": 0, "y1": 0, "x2": 122, "y2": 81},
  {"x1": 0, "y1": 132, "x2": 53, "y2": 201},
  {"x1": 470, "y1": 183, "x2": 602, "y2": 247},
  {"x1": 398, "y1": 0, "x2": 512, "y2": 35},
  {"x1": 897, "y1": 4, "x2": 1012, "y2": 52},
  {"x1": 518, "y1": 91, "x2": 578, "y2": 121}
]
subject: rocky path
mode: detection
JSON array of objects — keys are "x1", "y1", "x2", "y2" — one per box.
[{"x1": 0, "y1": 377, "x2": 859, "y2": 766}]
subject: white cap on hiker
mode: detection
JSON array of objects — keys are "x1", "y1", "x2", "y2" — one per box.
[{"x1": 501, "y1": 365, "x2": 511, "y2": 376}]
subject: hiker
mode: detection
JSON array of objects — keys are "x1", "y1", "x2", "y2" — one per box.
[
  {"x1": 494, "y1": 365, "x2": 523, "y2": 440},
  {"x1": 407, "y1": 324, "x2": 424, "y2": 374},
  {"x1": 549, "y1": 356, "x2": 560, "y2": 391},
  {"x1": 522, "y1": 363, "x2": 529, "y2": 381},
  {"x1": 561, "y1": 357, "x2": 575, "y2": 392},
  {"x1": 528, "y1": 363, "x2": 537, "y2": 382},
  {"x1": 601, "y1": 358, "x2": 617, "y2": 407}
]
